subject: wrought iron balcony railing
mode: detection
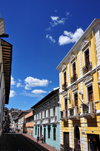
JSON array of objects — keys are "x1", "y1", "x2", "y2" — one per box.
[
  {"x1": 71, "y1": 74, "x2": 77, "y2": 83},
  {"x1": 62, "y1": 82, "x2": 67, "y2": 90},
  {"x1": 82, "y1": 62, "x2": 92, "y2": 75},
  {"x1": 81, "y1": 101, "x2": 95, "y2": 118},
  {"x1": 60, "y1": 110, "x2": 68, "y2": 120},
  {"x1": 68, "y1": 106, "x2": 80, "y2": 118}
]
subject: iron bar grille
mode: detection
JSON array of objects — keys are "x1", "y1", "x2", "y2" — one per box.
[
  {"x1": 71, "y1": 74, "x2": 77, "y2": 83},
  {"x1": 62, "y1": 82, "x2": 67, "y2": 90},
  {"x1": 82, "y1": 62, "x2": 92, "y2": 75}
]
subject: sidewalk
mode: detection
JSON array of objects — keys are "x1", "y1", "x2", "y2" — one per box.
[{"x1": 22, "y1": 133, "x2": 59, "y2": 151}]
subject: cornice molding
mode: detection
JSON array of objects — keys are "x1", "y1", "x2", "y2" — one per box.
[{"x1": 56, "y1": 18, "x2": 100, "y2": 71}]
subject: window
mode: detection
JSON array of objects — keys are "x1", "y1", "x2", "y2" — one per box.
[
  {"x1": 53, "y1": 106, "x2": 55, "y2": 116},
  {"x1": 41, "y1": 112, "x2": 42, "y2": 119},
  {"x1": 85, "y1": 49, "x2": 89, "y2": 66},
  {"x1": 62, "y1": 71, "x2": 67, "y2": 89},
  {"x1": 48, "y1": 126, "x2": 50, "y2": 138},
  {"x1": 83, "y1": 48, "x2": 92, "y2": 74},
  {"x1": 88, "y1": 85, "x2": 93, "y2": 102},
  {"x1": 48, "y1": 108, "x2": 50, "y2": 117},
  {"x1": 73, "y1": 62, "x2": 76, "y2": 76},
  {"x1": 44, "y1": 110, "x2": 46, "y2": 118},
  {"x1": 64, "y1": 71, "x2": 66, "y2": 84},
  {"x1": 53, "y1": 128, "x2": 56, "y2": 140},
  {"x1": 74, "y1": 93, "x2": 78, "y2": 106},
  {"x1": 71, "y1": 62, "x2": 77, "y2": 83},
  {"x1": 35, "y1": 126, "x2": 37, "y2": 135},
  {"x1": 65, "y1": 99, "x2": 67, "y2": 117}
]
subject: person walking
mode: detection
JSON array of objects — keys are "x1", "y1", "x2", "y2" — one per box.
[
  {"x1": 37, "y1": 135, "x2": 39, "y2": 143},
  {"x1": 41, "y1": 135, "x2": 44, "y2": 143}
]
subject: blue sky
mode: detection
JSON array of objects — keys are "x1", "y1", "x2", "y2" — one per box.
[{"x1": 0, "y1": 0, "x2": 100, "y2": 110}]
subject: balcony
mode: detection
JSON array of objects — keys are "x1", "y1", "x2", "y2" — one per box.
[
  {"x1": 62, "y1": 82, "x2": 67, "y2": 90},
  {"x1": 34, "y1": 120, "x2": 37, "y2": 125},
  {"x1": 50, "y1": 116, "x2": 57, "y2": 124},
  {"x1": 71, "y1": 74, "x2": 77, "y2": 84},
  {"x1": 37, "y1": 119, "x2": 41, "y2": 125},
  {"x1": 82, "y1": 62, "x2": 92, "y2": 75},
  {"x1": 68, "y1": 106, "x2": 80, "y2": 120},
  {"x1": 60, "y1": 110, "x2": 68, "y2": 121},
  {"x1": 41, "y1": 117, "x2": 49, "y2": 125},
  {"x1": 80, "y1": 101, "x2": 95, "y2": 118}
]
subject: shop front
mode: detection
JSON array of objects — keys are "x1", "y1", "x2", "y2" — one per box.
[{"x1": 88, "y1": 134, "x2": 100, "y2": 151}]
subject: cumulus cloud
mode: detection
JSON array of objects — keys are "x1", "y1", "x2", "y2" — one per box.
[
  {"x1": 16, "y1": 82, "x2": 23, "y2": 88},
  {"x1": 24, "y1": 76, "x2": 49, "y2": 90},
  {"x1": 10, "y1": 90, "x2": 16, "y2": 98},
  {"x1": 46, "y1": 35, "x2": 56, "y2": 43},
  {"x1": 32, "y1": 89, "x2": 47, "y2": 94},
  {"x1": 58, "y1": 28, "x2": 84, "y2": 45},
  {"x1": 11, "y1": 76, "x2": 15, "y2": 86}
]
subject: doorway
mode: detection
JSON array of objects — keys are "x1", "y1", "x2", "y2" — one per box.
[
  {"x1": 40, "y1": 126, "x2": 42, "y2": 137},
  {"x1": 64, "y1": 132, "x2": 69, "y2": 151},
  {"x1": 44, "y1": 128, "x2": 46, "y2": 143},
  {"x1": 74, "y1": 125, "x2": 80, "y2": 151},
  {"x1": 88, "y1": 134, "x2": 100, "y2": 151}
]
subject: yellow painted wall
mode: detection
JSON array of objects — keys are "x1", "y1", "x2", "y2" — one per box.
[{"x1": 59, "y1": 30, "x2": 100, "y2": 151}]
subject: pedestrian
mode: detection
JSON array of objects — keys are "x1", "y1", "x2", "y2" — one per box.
[
  {"x1": 37, "y1": 135, "x2": 39, "y2": 143},
  {"x1": 41, "y1": 135, "x2": 44, "y2": 143}
]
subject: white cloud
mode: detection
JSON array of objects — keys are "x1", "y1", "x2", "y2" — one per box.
[
  {"x1": 16, "y1": 82, "x2": 23, "y2": 88},
  {"x1": 51, "y1": 16, "x2": 59, "y2": 21},
  {"x1": 50, "y1": 16, "x2": 65, "y2": 27},
  {"x1": 18, "y1": 79, "x2": 21, "y2": 82},
  {"x1": 11, "y1": 76, "x2": 15, "y2": 86},
  {"x1": 32, "y1": 89, "x2": 47, "y2": 94},
  {"x1": 10, "y1": 90, "x2": 16, "y2": 98},
  {"x1": 58, "y1": 28, "x2": 84, "y2": 45},
  {"x1": 66, "y1": 11, "x2": 70, "y2": 16},
  {"x1": 49, "y1": 81, "x2": 52, "y2": 83},
  {"x1": 24, "y1": 76, "x2": 49, "y2": 90},
  {"x1": 46, "y1": 11, "x2": 70, "y2": 31},
  {"x1": 21, "y1": 91, "x2": 44, "y2": 98},
  {"x1": 46, "y1": 35, "x2": 56, "y2": 43}
]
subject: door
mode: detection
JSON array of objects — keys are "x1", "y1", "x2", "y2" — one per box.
[
  {"x1": 40, "y1": 126, "x2": 42, "y2": 137},
  {"x1": 64, "y1": 132, "x2": 69, "y2": 151},
  {"x1": 44, "y1": 128, "x2": 46, "y2": 143},
  {"x1": 88, "y1": 134, "x2": 100, "y2": 151}
]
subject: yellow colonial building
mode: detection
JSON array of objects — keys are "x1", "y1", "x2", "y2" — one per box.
[{"x1": 57, "y1": 18, "x2": 100, "y2": 151}]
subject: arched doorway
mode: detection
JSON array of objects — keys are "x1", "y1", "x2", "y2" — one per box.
[{"x1": 74, "y1": 125, "x2": 80, "y2": 151}]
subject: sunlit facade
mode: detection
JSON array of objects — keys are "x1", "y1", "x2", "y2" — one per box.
[{"x1": 57, "y1": 18, "x2": 100, "y2": 151}]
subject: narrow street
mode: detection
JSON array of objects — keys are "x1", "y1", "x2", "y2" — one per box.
[{"x1": 0, "y1": 133, "x2": 47, "y2": 151}]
